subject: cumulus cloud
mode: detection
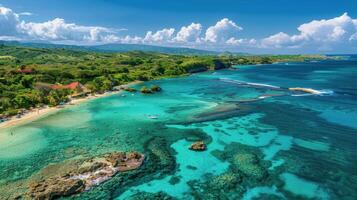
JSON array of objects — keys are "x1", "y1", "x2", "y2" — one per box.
[
  {"x1": 19, "y1": 18, "x2": 115, "y2": 42},
  {"x1": 0, "y1": 7, "x2": 21, "y2": 36},
  {"x1": 261, "y1": 32, "x2": 304, "y2": 48},
  {"x1": 261, "y1": 13, "x2": 357, "y2": 50},
  {"x1": 174, "y1": 23, "x2": 202, "y2": 43},
  {"x1": 204, "y1": 18, "x2": 242, "y2": 43},
  {"x1": 143, "y1": 28, "x2": 175, "y2": 43},
  {"x1": 297, "y1": 13, "x2": 356, "y2": 42},
  {"x1": 0, "y1": 6, "x2": 119, "y2": 43},
  {"x1": 226, "y1": 37, "x2": 257, "y2": 46},
  {"x1": 102, "y1": 35, "x2": 143, "y2": 44},
  {"x1": 1, "y1": 5, "x2": 356, "y2": 53}
]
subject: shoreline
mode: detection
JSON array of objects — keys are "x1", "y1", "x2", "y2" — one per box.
[{"x1": 0, "y1": 81, "x2": 141, "y2": 130}]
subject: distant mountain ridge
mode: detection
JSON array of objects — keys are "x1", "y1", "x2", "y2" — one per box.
[{"x1": 0, "y1": 40, "x2": 224, "y2": 55}]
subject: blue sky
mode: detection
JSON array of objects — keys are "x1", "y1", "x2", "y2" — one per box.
[{"x1": 0, "y1": 0, "x2": 357, "y2": 53}]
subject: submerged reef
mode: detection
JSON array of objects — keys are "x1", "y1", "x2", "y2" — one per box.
[
  {"x1": 231, "y1": 152, "x2": 268, "y2": 181},
  {"x1": 187, "y1": 142, "x2": 270, "y2": 199},
  {"x1": 126, "y1": 191, "x2": 176, "y2": 200},
  {"x1": 181, "y1": 103, "x2": 252, "y2": 124}
]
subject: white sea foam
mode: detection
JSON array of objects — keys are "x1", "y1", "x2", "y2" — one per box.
[
  {"x1": 291, "y1": 93, "x2": 314, "y2": 97},
  {"x1": 317, "y1": 89, "x2": 334, "y2": 95},
  {"x1": 219, "y1": 78, "x2": 280, "y2": 89},
  {"x1": 219, "y1": 78, "x2": 333, "y2": 97}
]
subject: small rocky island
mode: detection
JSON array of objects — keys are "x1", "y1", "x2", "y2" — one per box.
[
  {"x1": 189, "y1": 141, "x2": 207, "y2": 151},
  {"x1": 289, "y1": 87, "x2": 321, "y2": 94},
  {"x1": 26, "y1": 151, "x2": 145, "y2": 200},
  {"x1": 140, "y1": 85, "x2": 162, "y2": 94},
  {"x1": 119, "y1": 85, "x2": 162, "y2": 94},
  {"x1": 121, "y1": 87, "x2": 137, "y2": 92}
]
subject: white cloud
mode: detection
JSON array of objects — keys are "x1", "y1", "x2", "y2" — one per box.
[
  {"x1": 175, "y1": 23, "x2": 202, "y2": 43},
  {"x1": 143, "y1": 28, "x2": 175, "y2": 43},
  {"x1": 1, "y1": 5, "x2": 356, "y2": 53},
  {"x1": 226, "y1": 37, "x2": 257, "y2": 46},
  {"x1": 102, "y1": 35, "x2": 143, "y2": 44},
  {"x1": 204, "y1": 18, "x2": 242, "y2": 43},
  {"x1": 0, "y1": 7, "x2": 21, "y2": 36},
  {"x1": 261, "y1": 13, "x2": 357, "y2": 50},
  {"x1": 19, "y1": 18, "x2": 115, "y2": 42},
  {"x1": 261, "y1": 32, "x2": 303, "y2": 48},
  {"x1": 0, "y1": 6, "x2": 118, "y2": 43},
  {"x1": 297, "y1": 12, "x2": 355, "y2": 42}
]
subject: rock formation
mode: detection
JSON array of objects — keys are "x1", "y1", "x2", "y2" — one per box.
[
  {"x1": 26, "y1": 151, "x2": 144, "y2": 200},
  {"x1": 289, "y1": 87, "x2": 321, "y2": 94},
  {"x1": 122, "y1": 87, "x2": 137, "y2": 92},
  {"x1": 189, "y1": 141, "x2": 207, "y2": 151},
  {"x1": 28, "y1": 178, "x2": 85, "y2": 200},
  {"x1": 140, "y1": 86, "x2": 153, "y2": 94},
  {"x1": 150, "y1": 85, "x2": 162, "y2": 92}
]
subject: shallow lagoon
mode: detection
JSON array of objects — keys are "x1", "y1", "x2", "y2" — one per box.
[{"x1": 1, "y1": 56, "x2": 357, "y2": 199}]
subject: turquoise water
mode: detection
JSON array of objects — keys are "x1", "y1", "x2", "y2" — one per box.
[{"x1": 1, "y1": 56, "x2": 357, "y2": 199}]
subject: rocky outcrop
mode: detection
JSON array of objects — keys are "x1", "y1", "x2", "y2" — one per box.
[
  {"x1": 122, "y1": 87, "x2": 137, "y2": 92},
  {"x1": 150, "y1": 85, "x2": 162, "y2": 92},
  {"x1": 27, "y1": 178, "x2": 85, "y2": 200},
  {"x1": 289, "y1": 87, "x2": 321, "y2": 94},
  {"x1": 26, "y1": 151, "x2": 144, "y2": 200},
  {"x1": 189, "y1": 141, "x2": 207, "y2": 151}
]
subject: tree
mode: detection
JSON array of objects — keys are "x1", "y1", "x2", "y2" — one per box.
[
  {"x1": 13, "y1": 94, "x2": 31, "y2": 109},
  {"x1": 47, "y1": 89, "x2": 69, "y2": 106},
  {"x1": 47, "y1": 90, "x2": 60, "y2": 106},
  {"x1": 20, "y1": 75, "x2": 35, "y2": 88},
  {"x1": 0, "y1": 97, "x2": 11, "y2": 113}
]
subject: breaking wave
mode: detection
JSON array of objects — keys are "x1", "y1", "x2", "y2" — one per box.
[
  {"x1": 219, "y1": 78, "x2": 281, "y2": 89},
  {"x1": 219, "y1": 78, "x2": 333, "y2": 97}
]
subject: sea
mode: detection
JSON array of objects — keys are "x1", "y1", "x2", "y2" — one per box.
[{"x1": 0, "y1": 55, "x2": 356, "y2": 200}]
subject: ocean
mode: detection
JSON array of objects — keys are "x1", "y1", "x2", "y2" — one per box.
[{"x1": 1, "y1": 55, "x2": 356, "y2": 200}]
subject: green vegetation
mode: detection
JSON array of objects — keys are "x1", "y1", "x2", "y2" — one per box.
[{"x1": 0, "y1": 44, "x2": 327, "y2": 116}]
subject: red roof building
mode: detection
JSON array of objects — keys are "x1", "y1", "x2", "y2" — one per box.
[
  {"x1": 16, "y1": 68, "x2": 33, "y2": 74},
  {"x1": 50, "y1": 82, "x2": 90, "y2": 97},
  {"x1": 51, "y1": 82, "x2": 81, "y2": 90}
]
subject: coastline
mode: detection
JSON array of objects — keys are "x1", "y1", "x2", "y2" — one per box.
[
  {"x1": 0, "y1": 57, "x2": 327, "y2": 131},
  {"x1": 0, "y1": 81, "x2": 141, "y2": 130}
]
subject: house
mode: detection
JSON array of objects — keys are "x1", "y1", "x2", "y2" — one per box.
[
  {"x1": 35, "y1": 82, "x2": 91, "y2": 97},
  {"x1": 51, "y1": 82, "x2": 91, "y2": 97},
  {"x1": 16, "y1": 68, "x2": 34, "y2": 74}
]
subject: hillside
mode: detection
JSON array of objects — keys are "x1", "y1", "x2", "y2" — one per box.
[{"x1": 0, "y1": 41, "x2": 219, "y2": 55}]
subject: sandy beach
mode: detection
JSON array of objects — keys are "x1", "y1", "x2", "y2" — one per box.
[{"x1": 0, "y1": 81, "x2": 141, "y2": 130}]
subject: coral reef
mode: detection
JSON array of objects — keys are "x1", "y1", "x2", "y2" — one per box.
[
  {"x1": 231, "y1": 152, "x2": 268, "y2": 180},
  {"x1": 127, "y1": 191, "x2": 176, "y2": 200}
]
